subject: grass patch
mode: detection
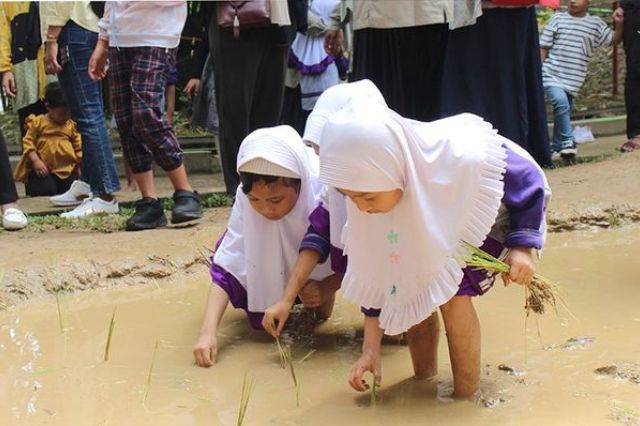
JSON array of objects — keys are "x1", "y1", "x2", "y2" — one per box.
[
  {"x1": 22, "y1": 193, "x2": 233, "y2": 233},
  {"x1": 275, "y1": 336, "x2": 300, "y2": 407}
]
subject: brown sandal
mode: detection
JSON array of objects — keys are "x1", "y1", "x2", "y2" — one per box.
[{"x1": 620, "y1": 138, "x2": 640, "y2": 153}]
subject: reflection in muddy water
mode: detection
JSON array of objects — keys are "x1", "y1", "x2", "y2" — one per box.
[{"x1": 1, "y1": 226, "x2": 640, "y2": 425}]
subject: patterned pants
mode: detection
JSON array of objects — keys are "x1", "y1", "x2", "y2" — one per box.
[{"x1": 109, "y1": 47, "x2": 183, "y2": 174}]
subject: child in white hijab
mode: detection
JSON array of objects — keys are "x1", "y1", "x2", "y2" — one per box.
[
  {"x1": 193, "y1": 125, "x2": 335, "y2": 367},
  {"x1": 318, "y1": 100, "x2": 550, "y2": 398},
  {"x1": 262, "y1": 79, "x2": 388, "y2": 336}
]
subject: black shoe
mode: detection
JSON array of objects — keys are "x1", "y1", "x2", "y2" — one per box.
[
  {"x1": 559, "y1": 142, "x2": 577, "y2": 158},
  {"x1": 171, "y1": 190, "x2": 202, "y2": 224},
  {"x1": 126, "y1": 197, "x2": 167, "y2": 231}
]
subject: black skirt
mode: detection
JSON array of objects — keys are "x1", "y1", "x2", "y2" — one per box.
[
  {"x1": 441, "y1": 8, "x2": 551, "y2": 166},
  {"x1": 351, "y1": 23, "x2": 449, "y2": 122}
]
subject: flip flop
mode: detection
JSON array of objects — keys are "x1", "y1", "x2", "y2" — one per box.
[{"x1": 620, "y1": 138, "x2": 640, "y2": 153}]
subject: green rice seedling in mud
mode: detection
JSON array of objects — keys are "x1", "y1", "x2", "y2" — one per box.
[
  {"x1": 237, "y1": 374, "x2": 254, "y2": 426},
  {"x1": 370, "y1": 372, "x2": 378, "y2": 406},
  {"x1": 143, "y1": 340, "x2": 160, "y2": 404},
  {"x1": 55, "y1": 291, "x2": 64, "y2": 333},
  {"x1": 103, "y1": 307, "x2": 117, "y2": 362},
  {"x1": 275, "y1": 336, "x2": 300, "y2": 407},
  {"x1": 461, "y1": 242, "x2": 569, "y2": 317}
]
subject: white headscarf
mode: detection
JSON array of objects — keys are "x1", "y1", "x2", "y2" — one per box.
[
  {"x1": 304, "y1": 79, "x2": 387, "y2": 249},
  {"x1": 214, "y1": 126, "x2": 332, "y2": 312},
  {"x1": 319, "y1": 102, "x2": 508, "y2": 335}
]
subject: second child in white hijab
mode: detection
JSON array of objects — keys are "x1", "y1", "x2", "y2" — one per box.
[{"x1": 193, "y1": 125, "x2": 336, "y2": 367}]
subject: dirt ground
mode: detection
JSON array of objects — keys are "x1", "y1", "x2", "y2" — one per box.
[{"x1": 1, "y1": 150, "x2": 640, "y2": 308}]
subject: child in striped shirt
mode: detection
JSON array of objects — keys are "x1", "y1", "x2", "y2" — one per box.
[{"x1": 540, "y1": 0, "x2": 623, "y2": 159}]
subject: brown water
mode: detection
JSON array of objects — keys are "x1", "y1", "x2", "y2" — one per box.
[{"x1": 1, "y1": 227, "x2": 639, "y2": 426}]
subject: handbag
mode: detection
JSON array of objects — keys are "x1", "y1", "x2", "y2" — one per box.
[{"x1": 217, "y1": 1, "x2": 271, "y2": 39}]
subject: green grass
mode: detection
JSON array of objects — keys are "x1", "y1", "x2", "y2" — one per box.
[{"x1": 20, "y1": 193, "x2": 233, "y2": 234}]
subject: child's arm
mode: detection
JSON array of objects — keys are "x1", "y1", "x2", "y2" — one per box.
[
  {"x1": 540, "y1": 47, "x2": 549, "y2": 63},
  {"x1": 263, "y1": 203, "x2": 334, "y2": 336},
  {"x1": 23, "y1": 117, "x2": 48, "y2": 176},
  {"x1": 262, "y1": 248, "x2": 322, "y2": 337},
  {"x1": 612, "y1": 8, "x2": 624, "y2": 46},
  {"x1": 193, "y1": 283, "x2": 229, "y2": 367},
  {"x1": 501, "y1": 144, "x2": 548, "y2": 286},
  {"x1": 349, "y1": 315, "x2": 383, "y2": 392}
]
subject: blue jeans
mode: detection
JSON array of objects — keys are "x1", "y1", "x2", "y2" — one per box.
[
  {"x1": 57, "y1": 21, "x2": 120, "y2": 196},
  {"x1": 545, "y1": 85, "x2": 574, "y2": 153}
]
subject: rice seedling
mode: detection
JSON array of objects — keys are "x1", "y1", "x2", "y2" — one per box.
[
  {"x1": 275, "y1": 336, "x2": 300, "y2": 407},
  {"x1": 55, "y1": 291, "x2": 64, "y2": 333},
  {"x1": 299, "y1": 349, "x2": 316, "y2": 364},
  {"x1": 370, "y1": 373, "x2": 378, "y2": 406},
  {"x1": 143, "y1": 340, "x2": 160, "y2": 404},
  {"x1": 103, "y1": 307, "x2": 117, "y2": 362},
  {"x1": 460, "y1": 242, "x2": 568, "y2": 316},
  {"x1": 237, "y1": 374, "x2": 254, "y2": 426}
]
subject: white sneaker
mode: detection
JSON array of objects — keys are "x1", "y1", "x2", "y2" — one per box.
[
  {"x1": 60, "y1": 197, "x2": 119, "y2": 218},
  {"x1": 50, "y1": 180, "x2": 91, "y2": 207},
  {"x1": 2, "y1": 208, "x2": 28, "y2": 230}
]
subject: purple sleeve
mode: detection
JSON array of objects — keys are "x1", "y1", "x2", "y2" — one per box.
[
  {"x1": 300, "y1": 204, "x2": 331, "y2": 263},
  {"x1": 502, "y1": 145, "x2": 546, "y2": 249},
  {"x1": 361, "y1": 307, "x2": 381, "y2": 317}
]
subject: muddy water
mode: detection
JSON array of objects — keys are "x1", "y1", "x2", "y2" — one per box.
[{"x1": 1, "y1": 227, "x2": 640, "y2": 426}]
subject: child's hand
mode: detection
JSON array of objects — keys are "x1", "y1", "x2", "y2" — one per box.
[
  {"x1": 32, "y1": 158, "x2": 49, "y2": 177},
  {"x1": 262, "y1": 300, "x2": 293, "y2": 337},
  {"x1": 88, "y1": 40, "x2": 109, "y2": 81},
  {"x1": 193, "y1": 332, "x2": 218, "y2": 367},
  {"x1": 613, "y1": 7, "x2": 624, "y2": 25},
  {"x1": 349, "y1": 348, "x2": 382, "y2": 392},
  {"x1": 503, "y1": 247, "x2": 536, "y2": 286}
]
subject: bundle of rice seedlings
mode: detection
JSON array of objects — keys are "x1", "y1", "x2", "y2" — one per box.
[
  {"x1": 461, "y1": 242, "x2": 567, "y2": 316},
  {"x1": 237, "y1": 374, "x2": 254, "y2": 426},
  {"x1": 275, "y1": 336, "x2": 300, "y2": 407},
  {"x1": 103, "y1": 307, "x2": 117, "y2": 362}
]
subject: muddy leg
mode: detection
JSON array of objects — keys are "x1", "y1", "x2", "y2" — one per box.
[
  {"x1": 440, "y1": 295, "x2": 480, "y2": 398},
  {"x1": 406, "y1": 312, "x2": 440, "y2": 379},
  {"x1": 315, "y1": 274, "x2": 341, "y2": 320}
]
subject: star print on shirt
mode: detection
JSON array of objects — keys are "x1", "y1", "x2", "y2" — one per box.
[
  {"x1": 387, "y1": 231, "x2": 399, "y2": 244},
  {"x1": 389, "y1": 252, "x2": 400, "y2": 264}
]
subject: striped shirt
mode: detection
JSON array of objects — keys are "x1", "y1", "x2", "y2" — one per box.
[{"x1": 540, "y1": 12, "x2": 612, "y2": 96}]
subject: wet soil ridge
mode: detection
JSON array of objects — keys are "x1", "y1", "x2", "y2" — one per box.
[
  {"x1": 547, "y1": 205, "x2": 640, "y2": 232},
  {"x1": 0, "y1": 253, "x2": 209, "y2": 310}
]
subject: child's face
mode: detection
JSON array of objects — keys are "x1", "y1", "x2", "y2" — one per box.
[
  {"x1": 568, "y1": 0, "x2": 589, "y2": 16},
  {"x1": 246, "y1": 178, "x2": 300, "y2": 221},
  {"x1": 338, "y1": 188, "x2": 403, "y2": 214},
  {"x1": 47, "y1": 106, "x2": 71, "y2": 125}
]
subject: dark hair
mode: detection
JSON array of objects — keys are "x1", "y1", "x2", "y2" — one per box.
[
  {"x1": 239, "y1": 173, "x2": 301, "y2": 195},
  {"x1": 44, "y1": 82, "x2": 67, "y2": 109}
]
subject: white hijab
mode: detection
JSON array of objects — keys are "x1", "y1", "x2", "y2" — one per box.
[
  {"x1": 214, "y1": 126, "x2": 332, "y2": 312},
  {"x1": 304, "y1": 79, "x2": 387, "y2": 249},
  {"x1": 319, "y1": 102, "x2": 508, "y2": 335}
]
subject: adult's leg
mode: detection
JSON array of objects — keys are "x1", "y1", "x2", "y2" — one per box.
[
  {"x1": 439, "y1": 295, "x2": 481, "y2": 398},
  {"x1": 57, "y1": 22, "x2": 121, "y2": 198},
  {"x1": 623, "y1": 7, "x2": 640, "y2": 140},
  {"x1": 251, "y1": 41, "x2": 288, "y2": 130},
  {"x1": 209, "y1": 19, "x2": 262, "y2": 194},
  {"x1": 0, "y1": 129, "x2": 19, "y2": 206},
  {"x1": 129, "y1": 47, "x2": 190, "y2": 193}
]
